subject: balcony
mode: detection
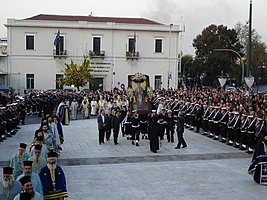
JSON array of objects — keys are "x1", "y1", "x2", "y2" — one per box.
[
  {"x1": 89, "y1": 50, "x2": 105, "y2": 59},
  {"x1": 53, "y1": 49, "x2": 67, "y2": 58},
  {"x1": 126, "y1": 51, "x2": 139, "y2": 60}
]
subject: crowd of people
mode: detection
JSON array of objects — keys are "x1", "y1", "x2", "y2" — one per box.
[
  {"x1": 1, "y1": 84, "x2": 267, "y2": 196},
  {"x1": 0, "y1": 95, "x2": 68, "y2": 199}
]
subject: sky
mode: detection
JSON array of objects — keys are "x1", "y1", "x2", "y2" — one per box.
[{"x1": 0, "y1": 0, "x2": 266, "y2": 55}]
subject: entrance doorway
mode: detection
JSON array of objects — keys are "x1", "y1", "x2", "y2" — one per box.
[{"x1": 90, "y1": 78, "x2": 103, "y2": 91}]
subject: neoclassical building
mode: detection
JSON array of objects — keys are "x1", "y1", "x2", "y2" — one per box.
[{"x1": 2, "y1": 14, "x2": 181, "y2": 93}]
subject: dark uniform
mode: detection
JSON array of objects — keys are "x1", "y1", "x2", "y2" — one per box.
[
  {"x1": 254, "y1": 118, "x2": 265, "y2": 147},
  {"x1": 240, "y1": 114, "x2": 248, "y2": 150},
  {"x1": 148, "y1": 111, "x2": 160, "y2": 153},
  {"x1": 120, "y1": 106, "x2": 128, "y2": 137},
  {"x1": 219, "y1": 108, "x2": 229, "y2": 143},
  {"x1": 233, "y1": 112, "x2": 241, "y2": 148},
  {"x1": 207, "y1": 107, "x2": 215, "y2": 138},
  {"x1": 212, "y1": 107, "x2": 221, "y2": 140},
  {"x1": 195, "y1": 104, "x2": 203, "y2": 133},
  {"x1": 139, "y1": 114, "x2": 148, "y2": 139},
  {"x1": 165, "y1": 110, "x2": 175, "y2": 143},
  {"x1": 123, "y1": 111, "x2": 132, "y2": 140},
  {"x1": 157, "y1": 110, "x2": 166, "y2": 140},
  {"x1": 227, "y1": 112, "x2": 236, "y2": 145},
  {"x1": 202, "y1": 105, "x2": 210, "y2": 135},
  {"x1": 246, "y1": 116, "x2": 256, "y2": 153},
  {"x1": 130, "y1": 111, "x2": 140, "y2": 146}
]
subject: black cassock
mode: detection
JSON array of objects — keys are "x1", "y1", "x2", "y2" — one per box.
[{"x1": 148, "y1": 117, "x2": 160, "y2": 152}]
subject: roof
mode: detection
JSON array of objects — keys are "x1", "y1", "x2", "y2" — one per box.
[{"x1": 25, "y1": 14, "x2": 163, "y2": 25}]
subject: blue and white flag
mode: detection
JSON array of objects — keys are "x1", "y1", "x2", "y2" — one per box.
[
  {"x1": 54, "y1": 30, "x2": 60, "y2": 46},
  {"x1": 168, "y1": 72, "x2": 172, "y2": 80}
]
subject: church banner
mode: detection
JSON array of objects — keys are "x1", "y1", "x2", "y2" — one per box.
[{"x1": 127, "y1": 72, "x2": 152, "y2": 113}]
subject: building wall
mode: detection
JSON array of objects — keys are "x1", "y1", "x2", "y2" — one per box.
[{"x1": 6, "y1": 18, "x2": 180, "y2": 92}]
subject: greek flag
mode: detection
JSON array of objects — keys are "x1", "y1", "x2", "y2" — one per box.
[
  {"x1": 54, "y1": 30, "x2": 60, "y2": 46},
  {"x1": 168, "y1": 72, "x2": 172, "y2": 80}
]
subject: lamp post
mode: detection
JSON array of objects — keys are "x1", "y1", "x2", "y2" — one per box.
[
  {"x1": 167, "y1": 24, "x2": 173, "y2": 89},
  {"x1": 183, "y1": 58, "x2": 193, "y2": 86},
  {"x1": 213, "y1": 48, "x2": 244, "y2": 83},
  {"x1": 182, "y1": 57, "x2": 206, "y2": 86}
]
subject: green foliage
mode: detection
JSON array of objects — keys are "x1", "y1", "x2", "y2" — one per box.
[
  {"x1": 235, "y1": 22, "x2": 267, "y2": 84},
  {"x1": 192, "y1": 24, "x2": 242, "y2": 85},
  {"x1": 61, "y1": 55, "x2": 93, "y2": 91}
]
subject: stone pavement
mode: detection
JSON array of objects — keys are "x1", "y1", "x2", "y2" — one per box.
[{"x1": 0, "y1": 118, "x2": 267, "y2": 200}]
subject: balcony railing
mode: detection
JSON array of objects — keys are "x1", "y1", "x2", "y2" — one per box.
[
  {"x1": 126, "y1": 51, "x2": 139, "y2": 60},
  {"x1": 89, "y1": 50, "x2": 105, "y2": 59},
  {"x1": 53, "y1": 49, "x2": 67, "y2": 58}
]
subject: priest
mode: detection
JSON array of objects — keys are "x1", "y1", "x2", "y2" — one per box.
[
  {"x1": 0, "y1": 166, "x2": 21, "y2": 200},
  {"x1": 39, "y1": 151, "x2": 68, "y2": 199}
]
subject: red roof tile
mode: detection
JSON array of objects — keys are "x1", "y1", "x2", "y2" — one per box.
[{"x1": 25, "y1": 14, "x2": 163, "y2": 25}]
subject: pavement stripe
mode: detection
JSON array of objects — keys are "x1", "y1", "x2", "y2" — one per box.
[{"x1": 0, "y1": 152, "x2": 249, "y2": 167}]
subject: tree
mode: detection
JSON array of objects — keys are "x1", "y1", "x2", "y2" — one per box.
[
  {"x1": 192, "y1": 24, "x2": 242, "y2": 86},
  {"x1": 235, "y1": 22, "x2": 267, "y2": 84},
  {"x1": 61, "y1": 55, "x2": 93, "y2": 91}
]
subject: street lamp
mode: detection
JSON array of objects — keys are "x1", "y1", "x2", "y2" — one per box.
[
  {"x1": 213, "y1": 48, "x2": 244, "y2": 83},
  {"x1": 182, "y1": 57, "x2": 206, "y2": 86},
  {"x1": 167, "y1": 24, "x2": 173, "y2": 89},
  {"x1": 183, "y1": 58, "x2": 193, "y2": 86}
]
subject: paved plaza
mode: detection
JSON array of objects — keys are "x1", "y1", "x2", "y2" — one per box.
[{"x1": 0, "y1": 117, "x2": 267, "y2": 200}]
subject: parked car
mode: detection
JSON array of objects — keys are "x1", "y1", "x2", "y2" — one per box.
[{"x1": 225, "y1": 85, "x2": 236, "y2": 91}]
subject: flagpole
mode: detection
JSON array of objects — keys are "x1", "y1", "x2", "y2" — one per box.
[
  {"x1": 168, "y1": 24, "x2": 173, "y2": 89},
  {"x1": 248, "y1": 0, "x2": 252, "y2": 77}
]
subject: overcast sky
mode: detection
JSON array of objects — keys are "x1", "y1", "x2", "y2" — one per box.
[{"x1": 1, "y1": 0, "x2": 266, "y2": 55}]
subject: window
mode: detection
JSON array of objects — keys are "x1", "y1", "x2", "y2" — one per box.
[
  {"x1": 155, "y1": 38, "x2": 163, "y2": 53},
  {"x1": 56, "y1": 74, "x2": 63, "y2": 89},
  {"x1": 55, "y1": 36, "x2": 64, "y2": 55},
  {"x1": 154, "y1": 75, "x2": 162, "y2": 89},
  {"x1": 26, "y1": 74, "x2": 34, "y2": 89},
  {"x1": 93, "y1": 37, "x2": 101, "y2": 53},
  {"x1": 26, "y1": 35, "x2": 34, "y2": 50},
  {"x1": 128, "y1": 38, "x2": 136, "y2": 53}
]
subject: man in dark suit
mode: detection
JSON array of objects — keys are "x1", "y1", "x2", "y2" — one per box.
[
  {"x1": 111, "y1": 110, "x2": 122, "y2": 145},
  {"x1": 97, "y1": 109, "x2": 108, "y2": 145}
]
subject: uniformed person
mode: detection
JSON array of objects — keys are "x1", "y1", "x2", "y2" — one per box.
[
  {"x1": 219, "y1": 107, "x2": 229, "y2": 143},
  {"x1": 130, "y1": 110, "x2": 140, "y2": 146}
]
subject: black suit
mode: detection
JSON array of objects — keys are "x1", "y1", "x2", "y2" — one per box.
[
  {"x1": 97, "y1": 114, "x2": 108, "y2": 144},
  {"x1": 112, "y1": 115, "x2": 122, "y2": 145}
]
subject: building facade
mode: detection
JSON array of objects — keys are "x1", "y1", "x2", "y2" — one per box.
[{"x1": 3, "y1": 14, "x2": 181, "y2": 93}]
